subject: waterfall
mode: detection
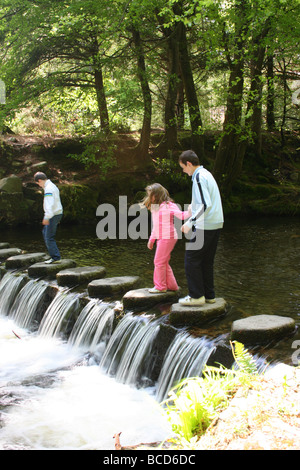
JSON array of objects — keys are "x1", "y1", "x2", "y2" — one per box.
[
  {"x1": 0, "y1": 272, "x2": 219, "y2": 403},
  {"x1": 68, "y1": 299, "x2": 115, "y2": 358},
  {"x1": 10, "y1": 279, "x2": 49, "y2": 329},
  {"x1": 38, "y1": 289, "x2": 81, "y2": 338},
  {"x1": 155, "y1": 331, "x2": 217, "y2": 403},
  {"x1": 100, "y1": 313, "x2": 160, "y2": 386},
  {"x1": 0, "y1": 272, "x2": 27, "y2": 316}
]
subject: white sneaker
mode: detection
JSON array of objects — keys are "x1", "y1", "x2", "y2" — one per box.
[
  {"x1": 179, "y1": 295, "x2": 205, "y2": 306},
  {"x1": 205, "y1": 298, "x2": 216, "y2": 304},
  {"x1": 44, "y1": 258, "x2": 55, "y2": 264},
  {"x1": 148, "y1": 287, "x2": 167, "y2": 293}
]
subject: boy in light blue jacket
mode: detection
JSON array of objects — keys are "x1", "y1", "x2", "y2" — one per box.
[{"x1": 178, "y1": 150, "x2": 224, "y2": 306}]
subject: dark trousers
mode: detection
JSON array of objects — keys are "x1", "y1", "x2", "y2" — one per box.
[
  {"x1": 42, "y1": 214, "x2": 62, "y2": 260},
  {"x1": 184, "y1": 228, "x2": 220, "y2": 299}
]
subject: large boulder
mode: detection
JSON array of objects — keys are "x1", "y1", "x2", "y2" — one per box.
[
  {"x1": 0, "y1": 175, "x2": 23, "y2": 193},
  {"x1": 231, "y1": 314, "x2": 296, "y2": 345}
]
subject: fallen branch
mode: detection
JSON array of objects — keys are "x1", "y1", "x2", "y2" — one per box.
[
  {"x1": 113, "y1": 432, "x2": 162, "y2": 450},
  {"x1": 12, "y1": 330, "x2": 21, "y2": 339}
]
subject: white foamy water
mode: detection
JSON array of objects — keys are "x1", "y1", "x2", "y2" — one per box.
[{"x1": 0, "y1": 316, "x2": 171, "y2": 450}]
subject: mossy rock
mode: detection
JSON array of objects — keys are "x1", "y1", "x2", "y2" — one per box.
[
  {"x1": 0, "y1": 192, "x2": 31, "y2": 226},
  {"x1": 59, "y1": 184, "x2": 100, "y2": 222}
]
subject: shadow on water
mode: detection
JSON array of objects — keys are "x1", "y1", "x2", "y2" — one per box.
[{"x1": 1, "y1": 215, "x2": 300, "y2": 364}]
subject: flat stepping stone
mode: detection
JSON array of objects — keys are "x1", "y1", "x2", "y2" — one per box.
[
  {"x1": 122, "y1": 287, "x2": 180, "y2": 311},
  {"x1": 0, "y1": 243, "x2": 10, "y2": 249},
  {"x1": 28, "y1": 259, "x2": 77, "y2": 279},
  {"x1": 88, "y1": 276, "x2": 140, "y2": 297},
  {"x1": 169, "y1": 298, "x2": 227, "y2": 327},
  {"x1": 0, "y1": 248, "x2": 22, "y2": 260},
  {"x1": 5, "y1": 252, "x2": 48, "y2": 269},
  {"x1": 231, "y1": 314, "x2": 296, "y2": 345},
  {"x1": 56, "y1": 266, "x2": 106, "y2": 287}
]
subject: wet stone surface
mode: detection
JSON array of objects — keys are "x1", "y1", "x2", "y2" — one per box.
[
  {"x1": 28, "y1": 259, "x2": 77, "y2": 279},
  {"x1": 169, "y1": 298, "x2": 228, "y2": 327},
  {"x1": 56, "y1": 266, "x2": 106, "y2": 287},
  {"x1": 0, "y1": 248, "x2": 22, "y2": 260},
  {"x1": 122, "y1": 287, "x2": 180, "y2": 311},
  {"x1": 231, "y1": 314, "x2": 296, "y2": 345},
  {"x1": 5, "y1": 252, "x2": 48, "y2": 269},
  {"x1": 88, "y1": 276, "x2": 140, "y2": 297}
]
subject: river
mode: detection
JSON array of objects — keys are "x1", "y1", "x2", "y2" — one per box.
[{"x1": 0, "y1": 216, "x2": 299, "y2": 450}]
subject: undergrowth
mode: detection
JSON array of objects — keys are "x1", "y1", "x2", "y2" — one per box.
[{"x1": 162, "y1": 341, "x2": 261, "y2": 445}]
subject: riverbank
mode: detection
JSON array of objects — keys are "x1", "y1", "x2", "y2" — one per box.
[
  {"x1": 113, "y1": 363, "x2": 300, "y2": 451},
  {"x1": 195, "y1": 364, "x2": 300, "y2": 450},
  {"x1": 0, "y1": 130, "x2": 299, "y2": 227}
]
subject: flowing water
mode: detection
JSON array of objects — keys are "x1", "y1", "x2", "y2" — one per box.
[{"x1": 0, "y1": 216, "x2": 299, "y2": 449}]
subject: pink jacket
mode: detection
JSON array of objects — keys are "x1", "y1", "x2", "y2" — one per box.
[{"x1": 149, "y1": 202, "x2": 190, "y2": 242}]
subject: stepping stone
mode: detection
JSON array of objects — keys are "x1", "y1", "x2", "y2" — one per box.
[
  {"x1": 169, "y1": 298, "x2": 227, "y2": 327},
  {"x1": 57, "y1": 266, "x2": 106, "y2": 287},
  {"x1": 88, "y1": 276, "x2": 140, "y2": 297},
  {"x1": 5, "y1": 252, "x2": 48, "y2": 269},
  {"x1": 0, "y1": 243, "x2": 10, "y2": 249},
  {"x1": 0, "y1": 248, "x2": 22, "y2": 260},
  {"x1": 28, "y1": 259, "x2": 77, "y2": 279},
  {"x1": 231, "y1": 314, "x2": 296, "y2": 345},
  {"x1": 122, "y1": 287, "x2": 180, "y2": 311}
]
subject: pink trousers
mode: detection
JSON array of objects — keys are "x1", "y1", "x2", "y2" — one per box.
[{"x1": 153, "y1": 238, "x2": 178, "y2": 291}]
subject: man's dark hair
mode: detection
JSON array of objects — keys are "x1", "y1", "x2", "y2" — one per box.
[
  {"x1": 34, "y1": 172, "x2": 47, "y2": 182},
  {"x1": 179, "y1": 150, "x2": 200, "y2": 166}
]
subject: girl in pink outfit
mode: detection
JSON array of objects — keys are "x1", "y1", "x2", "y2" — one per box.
[{"x1": 142, "y1": 183, "x2": 190, "y2": 293}]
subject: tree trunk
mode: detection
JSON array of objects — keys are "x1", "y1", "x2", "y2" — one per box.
[
  {"x1": 213, "y1": 56, "x2": 245, "y2": 192},
  {"x1": 163, "y1": 26, "x2": 180, "y2": 151},
  {"x1": 266, "y1": 53, "x2": 276, "y2": 131},
  {"x1": 213, "y1": 0, "x2": 249, "y2": 193},
  {"x1": 131, "y1": 27, "x2": 152, "y2": 160},
  {"x1": 94, "y1": 67, "x2": 109, "y2": 133},
  {"x1": 280, "y1": 58, "x2": 288, "y2": 147},
  {"x1": 177, "y1": 21, "x2": 205, "y2": 162},
  {"x1": 155, "y1": 18, "x2": 181, "y2": 155},
  {"x1": 245, "y1": 43, "x2": 267, "y2": 157}
]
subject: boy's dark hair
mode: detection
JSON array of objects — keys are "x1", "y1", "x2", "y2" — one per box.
[
  {"x1": 179, "y1": 150, "x2": 200, "y2": 166},
  {"x1": 34, "y1": 172, "x2": 47, "y2": 182}
]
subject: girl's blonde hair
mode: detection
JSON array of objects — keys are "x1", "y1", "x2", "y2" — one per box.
[{"x1": 141, "y1": 183, "x2": 173, "y2": 210}]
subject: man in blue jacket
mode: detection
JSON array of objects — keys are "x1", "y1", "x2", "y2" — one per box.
[
  {"x1": 34, "y1": 172, "x2": 63, "y2": 263},
  {"x1": 178, "y1": 150, "x2": 224, "y2": 306}
]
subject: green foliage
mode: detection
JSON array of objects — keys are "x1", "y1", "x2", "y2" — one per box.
[
  {"x1": 66, "y1": 133, "x2": 117, "y2": 178},
  {"x1": 163, "y1": 341, "x2": 259, "y2": 442}
]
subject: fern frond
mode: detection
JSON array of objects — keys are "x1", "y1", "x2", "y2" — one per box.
[{"x1": 231, "y1": 341, "x2": 258, "y2": 375}]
